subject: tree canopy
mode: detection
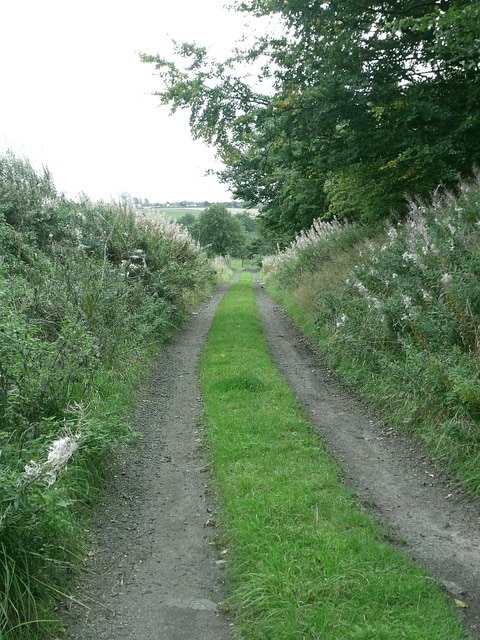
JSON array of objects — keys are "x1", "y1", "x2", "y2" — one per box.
[
  {"x1": 193, "y1": 204, "x2": 246, "y2": 257},
  {"x1": 142, "y1": 1, "x2": 480, "y2": 243}
]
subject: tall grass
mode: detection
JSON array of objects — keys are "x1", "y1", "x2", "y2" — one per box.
[
  {"x1": 263, "y1": 175, "x2": 480, "y2": 495},
  {"x1": 0, "y1": 151, "x2": 217, "y2": 638}
]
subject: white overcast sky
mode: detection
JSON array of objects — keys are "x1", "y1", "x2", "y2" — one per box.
[{"x1": 0, "y1": 0, "x2": 265, "y2": 203}]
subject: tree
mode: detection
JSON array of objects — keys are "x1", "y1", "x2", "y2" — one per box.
[
  {"x1": 142, "y1": 1, "x2": 480, "y2": 240},
  {"x1": 177, "y1": 212, "x2": 197, "y2": 231},
  {"x1": 235, "y1": 211, "x2": 270, "y2": 258},
  {"x1": 193, "y1": 204, "x2": 245, "y2": 257}
]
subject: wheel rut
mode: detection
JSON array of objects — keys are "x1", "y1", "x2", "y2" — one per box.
[
  {"x1": 254, "y1": 275, "x2": 480, "y2": 638},
  {"x1": 66, "y1": 274, "x2": 480, "y2": 639},
  {"x1": 65, "y1": 283, "x2": 232, "y2": 640}
]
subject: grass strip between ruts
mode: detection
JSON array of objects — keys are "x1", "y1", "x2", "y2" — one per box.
[{"x1": 199, "y1": 271, "x2": 470, "y2": 640}]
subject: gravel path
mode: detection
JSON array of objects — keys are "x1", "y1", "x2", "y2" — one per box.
[
  {"x1": 254, "y1": 275, "x2": 480, "y2": 638},
  {"x1": 65, "y1": 283, "x2": 232, "y2": 640},
  {"x1": 65, "y1": 274, "x2": 480, "y2": 639}
]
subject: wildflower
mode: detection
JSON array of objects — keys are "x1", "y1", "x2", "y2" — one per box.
[
  {"x1": 47, "y1": 435, "x2": 79, "y2": 468},
  {"x1": 387, "y1": 226, "x2": 398, "y2": 240},
  {"x1": 24, "y1": 433, "x2": 81, "y2": 487},
  {"x1": 422, "y1": 289, "x2": 433, "y2": 301},
  {"x1": 336, "y1": 314, "x2": 347, "y2": 328},
  {"x1": 441, "y1": 273, "x2": 453, "y2": 286},
  {"x1": 402, "y1": 294, "x2": 412, "y2": 309},
  {"x1": 23, "y1": 460, "x2": 42, "y2": 480},
  {"x1": 402, "y1": 251, "x2": 419, "y2": 263},
  {"x1": 355, "y1": 283, "x2": 368, "y2": 296},
  {"x1": 261, "y1": 216, "x2": 354, "y2": 274}
]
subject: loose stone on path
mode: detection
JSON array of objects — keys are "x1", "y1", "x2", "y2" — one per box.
[{"x1": 65, "y1": 284, "x2": 232, "y2": 640}]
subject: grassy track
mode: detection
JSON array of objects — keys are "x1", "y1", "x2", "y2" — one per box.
[{"x1": 200, "y1": 272, "x2": 469, "y2": 640}]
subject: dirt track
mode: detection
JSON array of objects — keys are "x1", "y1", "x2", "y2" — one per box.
[
  {"x1": 65, "y1": 275, "x2": 480, "y2": 639},
  {"x1": 254, "y1": 275, "x2": 480, "y2": 638},
  {"x1": 64, "y1": 282, "x2": 232, "y2": 640}
]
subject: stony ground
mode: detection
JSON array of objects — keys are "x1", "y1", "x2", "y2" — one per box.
[
  {"x1": 64, "y1": 275, "x2": 480, "y2": 639},
  {"x1": 63, "y1": 283, "x2": 232, "y2": 640}
]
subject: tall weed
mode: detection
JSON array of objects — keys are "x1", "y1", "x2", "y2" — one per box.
[
  {"x1": 264, "y1": 176, "x2": 480, "y2": 494},
  {"x1": 0, "y1": 152, "x2": 217, "y2": 638}
]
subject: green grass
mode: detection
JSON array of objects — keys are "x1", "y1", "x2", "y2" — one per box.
[
  {"x1": 143, "y1": 207, "x2": 205, "y2": 221},
  {"x1": 140, "y1": 207, "x2": 257, "y2": 222},
  {"x1": 200, "y1": 272, "x2": 470, "y2": 640}
]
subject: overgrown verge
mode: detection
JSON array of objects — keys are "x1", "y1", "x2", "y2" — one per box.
[
  {"x1": 263, "y1": 176, "x2": 480, "y2": 496},
  {"x1": 200, "y1": 272, "x2": 469, "y2": 639},
  {"x1": 0, "y1": 152, "x2": 217, "y2": 639}
]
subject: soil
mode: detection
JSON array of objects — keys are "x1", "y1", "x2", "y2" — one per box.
[
  {"x1": 254, "y1": 275, "x2": 480, "y2": 638},
  {"x1": 64, "y1": 275, "x2": 480, "y2": 639},
  {"x1": 63, "y1": 283, "x2": 233, "y2": 640}
]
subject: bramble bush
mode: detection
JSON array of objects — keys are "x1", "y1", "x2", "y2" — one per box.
[
  {"x1": 0, "y1": 152, "x2": 217, "y2": 638},
  {"x1": 263, "y1": 175, "x2": 480, "y2": 495}
]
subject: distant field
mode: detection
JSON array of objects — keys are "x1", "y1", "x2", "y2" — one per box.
[
  {"x1": 139, "y1": 207, "x2": 258, "y2": 221},
  {"x1": 144, "y1": 207, "x2": 203, "y2": 221}
]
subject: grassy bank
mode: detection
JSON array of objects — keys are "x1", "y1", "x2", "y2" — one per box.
[
  {"x1": 200, "y1": 272, "x2": 468, "y2": 639},
  {"x1": 263, "y1": 179, "x2": 480, "y2": 496},
  {"x1": 0, "y1": 152, "x2": 217, "y2": 638}
]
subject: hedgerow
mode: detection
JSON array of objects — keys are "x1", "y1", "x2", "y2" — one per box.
[
  {"x1": 0, "y1": 151, "x2": 216, "y2": 638},
  {"x1": 263, "y1": 175, "x2": 480, "y2": 495}
]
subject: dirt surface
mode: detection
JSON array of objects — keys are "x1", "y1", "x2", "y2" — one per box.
[
  {"x1": 65, "y1": 274, "x2": 480, "y2": 639},
  {"x1": 254, "y1": 276, "x2": 480, "y2": 638},
  {"x1": 64, "y1": 283, "x2": 232, "y2": 640}
]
